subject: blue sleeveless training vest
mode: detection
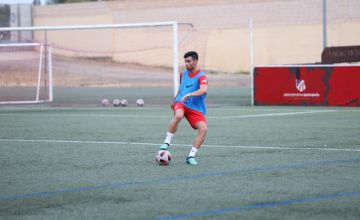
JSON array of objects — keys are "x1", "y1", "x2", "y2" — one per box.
[{"x1": 174, "y1": 70, "x2": 207, "y2": 115}]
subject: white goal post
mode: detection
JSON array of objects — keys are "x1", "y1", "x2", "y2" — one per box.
[{"x1": 0, "y1": 21, "x2": 180, "y2": 105}]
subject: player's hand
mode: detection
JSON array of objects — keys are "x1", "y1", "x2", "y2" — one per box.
[{"x1": 181, "y1": 94, "x2": 191, "y2": 102}]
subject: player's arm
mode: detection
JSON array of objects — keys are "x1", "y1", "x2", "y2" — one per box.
[
  {"x1": 181, "y1": 84, "x2": 207, "y2": 102},
  {"x1": 181, "y1": 76, "x2": 208, "y2": 102}
]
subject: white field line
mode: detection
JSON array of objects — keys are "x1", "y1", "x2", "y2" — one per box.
[
  {"x1": 208, "y1": 108, "x2": 350, "y2": 111},
  {"x1": 0, "y1": 110, "x2": 338, "y2": 119},
  {"x1": 342, "y1": 109, "x2": 360, "y2": 112},
  {"x1": 0, "y1": 113, "x2": 169, "y2": 118},
  {"x1": 0, "y1": 107, "x2": 165, "y2": 111},
  {"x1": 66, "y1": 114, "x2": 170, "y2": 118},
  {"x1": 210, "y1": 110, "x2": 338, "y2": 119},
  {"x1": 0, "y1": 107, "x2": 358, "y2": 112},
  {"x1": 0, "y1": 138, "x2": 359, "y2": 152},
  {"x1": 205, "y1": 108, "x2": 315, "y2": 111}
]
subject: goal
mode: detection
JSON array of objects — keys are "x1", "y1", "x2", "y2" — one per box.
[
  {"x1": 0, "y1": 42, "x2": 53, "y2": 104},
  {"x1": 0, "y1": 21, "x2": 184, "y2": 106}
]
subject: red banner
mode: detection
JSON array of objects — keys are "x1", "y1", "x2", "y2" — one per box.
[{"x1": 254, "y1": 66, "x2": 360, "y2": 106}]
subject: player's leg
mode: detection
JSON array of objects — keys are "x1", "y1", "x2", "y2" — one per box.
[
  {"x1": 160, "y1": 103, "x2": 185, "y2": 150},
  {"x1": 186, "y1": 121, "x2": 207, "y2": 165},
  {"x1": 185, "y1": 109, "x2": 207, "y2": 165},
  {"x1": 168, "y1": 108, "x2": 185, "y2": 134},
  {"x1": 192, "y1": 121, "x2": 208, "y2": 149}
]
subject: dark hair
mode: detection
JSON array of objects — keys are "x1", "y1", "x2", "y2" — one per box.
[{"x1": 184, "y1": 51, "x2": 198, "y2": 60}]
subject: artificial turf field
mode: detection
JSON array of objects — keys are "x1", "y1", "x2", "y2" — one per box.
[{"x1": 0, "y1": 87, "x2": 359, "y2": 220}]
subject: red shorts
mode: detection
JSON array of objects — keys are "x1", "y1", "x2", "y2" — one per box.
[{"x1": 172, "y1": 102, "x2": 206, "y2": 129}]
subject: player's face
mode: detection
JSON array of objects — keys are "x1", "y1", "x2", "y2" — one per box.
[{"x1": 185, "y1": 56, "x2": 197, "y2": 71}]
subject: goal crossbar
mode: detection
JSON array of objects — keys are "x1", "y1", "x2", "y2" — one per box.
[
  {"x1": 0, "y1": 43, "x2": 42, "y2": 47},
  {"x1": 0, "y1": 21, "x2": 178, "y2": 32}
]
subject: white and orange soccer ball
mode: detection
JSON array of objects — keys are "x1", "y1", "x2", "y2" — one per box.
[
  {"x1": 136, "y1": 99, "x2": 144, "y2": 107},
  {"x1": 155, "y1": 150, "x2": 172, "y2": 165}
]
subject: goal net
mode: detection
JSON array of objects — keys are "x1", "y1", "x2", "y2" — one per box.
[
  {"x1": 0, "y1": 22, "x2": 199, "y2": 107},
  {"x1": 0, "y1": 42, "x2": 52, "y2": 104}
]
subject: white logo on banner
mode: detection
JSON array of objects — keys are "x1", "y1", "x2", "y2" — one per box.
[
  {"x1": 283, "y1": 78, "x2": 319, "y2": 98},
  {"x1": 296, "y1": 80, "x2": 306, "y2": 92}
]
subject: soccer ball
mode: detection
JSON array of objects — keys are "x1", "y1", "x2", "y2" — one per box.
[
  {"x1": 136, "y1": 99, "x2": 144, "y2": 107},
  {"x1": 113, "y1": 99, "x2": 120, "y2": 107},
  {"x1": 155, "y1": 150, "x2": 172, "y2": 165},
  {"x1": 101, "y1": 98, "x2": 110, "y2": 106},
  {"x1": 120, "y1": 99, "x2": 128, "y2": 107}
]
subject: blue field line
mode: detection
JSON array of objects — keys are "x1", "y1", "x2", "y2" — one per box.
[
  {"x1": 1, "y1": 157, "x2": 360, "y2": 202},
  {"x1": 153, "y1": 191, "x2": 360, "y2": 220}
]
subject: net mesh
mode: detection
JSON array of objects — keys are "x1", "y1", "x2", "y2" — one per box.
[
  {"x1": 34, "y1": 27, "x2": 171, "y2": 88},
  {"x1": 0, "y1": 43, "x2": 48, "y2": 103}
]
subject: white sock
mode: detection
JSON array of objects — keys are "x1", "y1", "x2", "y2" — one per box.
[
  {"x1": 164, "y1": 132, "x2": 174, "y2": 145},
  {"x1": 188, "y1": 147, "x2": 198, "y2": 158}
]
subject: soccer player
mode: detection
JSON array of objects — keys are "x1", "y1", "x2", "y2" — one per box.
[{"x1": 160, "y1": 51, "x2": 208, "y2": 165}]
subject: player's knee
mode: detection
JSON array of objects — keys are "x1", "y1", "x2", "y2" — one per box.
[
  {"x1": 199, "y1": 124, "x2": 207, "y2": 135},
  {"x1": 174, "y1": 113, "x2": 184, "y2": 121}
]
